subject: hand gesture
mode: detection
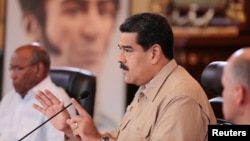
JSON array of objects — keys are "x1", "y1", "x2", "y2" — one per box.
[
  {"x1": 67, "y1": 98, "x2": 102, "y2": 141},
  {"x1": 32, "y1": 89, "x2": 72, "y2": 134}
]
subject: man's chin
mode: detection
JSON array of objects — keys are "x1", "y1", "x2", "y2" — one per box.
[{"x1": 124, "y1": 77, "x2": 132, "y2": 84}]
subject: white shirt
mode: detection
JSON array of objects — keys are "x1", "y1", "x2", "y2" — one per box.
[{"x1": 0, "y1": 76, "x2": 76, "y2": 141}]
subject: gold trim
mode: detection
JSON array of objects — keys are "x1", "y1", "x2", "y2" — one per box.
[{"x1": 0, "y1": 0, "x2": 5, "y2": 49}]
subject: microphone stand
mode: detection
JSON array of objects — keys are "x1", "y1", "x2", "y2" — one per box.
[
  {"x1": 18, "y1": 90, "x2": 89, "y2": 141},
  {"x1": 18, "y1": 103, "x2": 72, "y2": 141}
]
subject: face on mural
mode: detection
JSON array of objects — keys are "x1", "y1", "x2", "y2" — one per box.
[{"x1": 23, "y1": 0, "x2": 117, "y2": 74}]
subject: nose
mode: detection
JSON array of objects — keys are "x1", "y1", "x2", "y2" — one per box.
[
  {"x1": 80, "y1": 23, "x2": 98, "y2": 42},
  {"x1": 10, "y1": 71, "x2": 17, "y2": 80},
  {"x1": 117, "y1": 50, "x2": 126, "y2": 63},
  {"x1": 79, "y1": 9, "x2": 101, "y2": 42}
]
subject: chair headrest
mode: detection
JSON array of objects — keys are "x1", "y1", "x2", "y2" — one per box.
[
  {"x1": 48, "y1": 66, "x2": 96, "y2": 117},
  {"x1": 201, "y1": 61, "x2": 227, "y2": 98}
]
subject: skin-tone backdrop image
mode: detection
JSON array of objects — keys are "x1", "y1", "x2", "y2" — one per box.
[
  {"x1": 2, "y1": 0, "x2": 129, "y2": 132},
  {"x1": 19, "y1": 0, "x2": 118, "y2": 74}
]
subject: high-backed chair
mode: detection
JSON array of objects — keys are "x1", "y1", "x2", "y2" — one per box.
[
  {"x1": 201, "y1": 61, "x2": 232, "y2": 125},
  {"x1": 48, "y1": 66, "x2": 96, "y2": 117}
]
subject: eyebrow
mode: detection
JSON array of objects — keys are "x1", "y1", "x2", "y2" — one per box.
[
  {"x1": 118, "y1": 44, "x2": 133, "y2": 49},
  {"x1": 61, "y1": 0, "x2": 82, "y2": 5}
]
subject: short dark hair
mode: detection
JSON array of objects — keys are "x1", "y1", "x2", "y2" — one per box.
[
  {"x1": 18, "y1": 0, "x2": 120, "y2": 27},
  {"x1": 119, "y1": 12, "x2": 174, "y2": 59},
  {"x1": 18, "y1": 0, "x2": 45, "y2": 26}
]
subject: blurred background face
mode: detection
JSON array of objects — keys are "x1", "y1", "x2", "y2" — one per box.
[
  {"x1": 221, "y1": 64, "x2": 238, "y2": 122},
  {"x1": 43, "y1": 0, "x2": 116, "y2": 73},
  {"x1": 9, "y1": 51, "x2": 37, "y2": 96}
]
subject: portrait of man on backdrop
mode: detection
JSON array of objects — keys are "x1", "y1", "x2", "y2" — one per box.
[
  {"x1": 18, "y1": 0, "x2": 119, "y2": 74},
  {"x1": 16, "y1": 0, "x2": 123, "y2": 132}
]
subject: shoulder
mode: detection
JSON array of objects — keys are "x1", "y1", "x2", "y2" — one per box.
[{"x1": 1, "y1": 90, "x2": 17, "y2": 101}]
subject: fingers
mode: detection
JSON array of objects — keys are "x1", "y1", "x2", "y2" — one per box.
[
  {"x1": 34, "y1": 90, "x2": 65, "y2": 115},
  {"x1": 34, "y1": 90, "x2": 61, "y2": 108},
  {"x1": 71, "y1": 98, "x2": 89, "y2": 116},
  {"x1": 67, "y1": 118, "x2": 79, "y2": 131},
  {"x1": 32, "y1": 103, "x2": 46, "y2": 115},
  {"x1": 44, "y1": 89, "x2": 61, "y2": 104},
  {"x1": 66, "y1": 108, "x2": 100, "y2": 140},
  {"x1": 67, "y1": 117, "x2": 86, "y2": 140},
  {"x1": 34, "y1": 90, "x2": 50, "y2": 109}
]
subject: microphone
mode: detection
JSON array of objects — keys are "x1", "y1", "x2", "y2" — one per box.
[{"x1": 18, "y1": 91, "x2": 90, "y2": 141}]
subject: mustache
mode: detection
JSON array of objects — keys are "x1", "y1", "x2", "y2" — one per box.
[{"x1": 120, "y1": 63, "x2": 129, "y2": 71}]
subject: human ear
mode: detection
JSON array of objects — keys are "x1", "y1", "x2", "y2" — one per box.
[
  {"x1": 151, "y1": 44, "x2": 161, "y2": 64},
  {"x1": 21, "y1": 13, "x2": 42, "y2": 42},
  {"x1": 234, "y1": 84, "x2": 246, "y2": 106},
  {"x1": 35, "y1": 62, "x2": 46, "y2": 78}
]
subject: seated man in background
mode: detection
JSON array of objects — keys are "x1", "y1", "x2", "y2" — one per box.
[
  {"x1": 222, "y1": 47, "x2": 250, "y2": 124},
  {"x1": 33, "y1": 12, "x2": 216, "y2": 141},
  {"x1": 0, "y1": 44, "x2": 76, "y2": 141}
]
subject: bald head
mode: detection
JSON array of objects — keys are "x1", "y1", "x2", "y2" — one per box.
[
  {"x1": 228, "y1": 47, "x2": 250, "y2": 63},
  {"x1": 222, "y1": 47, "x2": 250, "y2": 124},
  {"x1": 10, "y1": 43, "x2": 50, "y2": 96},
  {"x1": 226, "y1": 47, "x2": 250, "y2": 90},
  {"x1": 14, "y1": 43, "x2": 50, "y2": 69}
]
